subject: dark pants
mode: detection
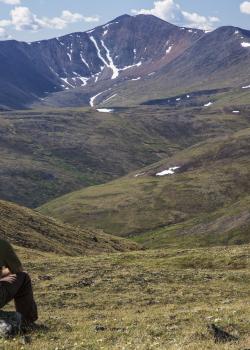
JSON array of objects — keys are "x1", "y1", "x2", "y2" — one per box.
[{"x1": 0, "y1": 272, "x2": 38, "y2": 323}]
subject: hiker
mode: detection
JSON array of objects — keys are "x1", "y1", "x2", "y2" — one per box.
[{"x1": 0, "y1": 239, "x2": 38, "y2": 325}]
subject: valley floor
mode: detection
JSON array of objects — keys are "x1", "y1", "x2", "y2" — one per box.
[{"x1": 2, "y1": 244, "x2": 250, "y2": 350}]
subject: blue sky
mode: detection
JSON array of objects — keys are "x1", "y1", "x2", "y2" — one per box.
[{"x1": 0, "y1": 0, "x2": 250, "y2": 41}]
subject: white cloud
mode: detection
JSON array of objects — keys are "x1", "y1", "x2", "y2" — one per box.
[
  {"x1": 240, "y1": 1, "x2": 250, "y2": 14},
  {"x1": 0, "y1": 0, "x2": 21, "y2": 4},
  {"x1": 61, "y1": 10, "x2": 83, "y2": 23},
  {"x1": 0, "y1": 27, "x2": 7, "y2": 37},
  {"x1": 0, "y1": 19, "x2": 11, "y2": 27},
  {"x1": 2, "y1": 6, "x2": 100, "y2": 32},
  {"x1": 0, "y1": 27, "x2": 11, "y2": 39},
  {"x1": 10, "y1": 6, "x2": 41, "y2": 30},
  {"x1": 43, "y1": 16, "x2": 66, "y2": 30},
  {"x1": 182, "y1": 11, "x2": 219, "y2": 29},
  {"x1": 83, "y1": 15, "x2": 100, "y2": 23},
  {"x1": 132, "y1": 0, "x2": 220, "y2": 30},
  {"x1": 132, "y1": 0, "x2": 182, "y2": 23}
]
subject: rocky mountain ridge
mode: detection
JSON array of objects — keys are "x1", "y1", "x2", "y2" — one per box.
[
  {"x1": 1, "y1": 14, "x2": 250, "y2": 109},
  {"x1": 0, "y1": 14, "x2": 205, "y2": 108}
]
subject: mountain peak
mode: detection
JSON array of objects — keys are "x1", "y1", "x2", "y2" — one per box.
[{"x1": 113, "y1": 14, "x2": 131, "y2": 21}]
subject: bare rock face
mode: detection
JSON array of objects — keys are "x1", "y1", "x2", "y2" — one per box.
[{"x1": 0, "y1": 311, "x2": 22, "y2": 338}]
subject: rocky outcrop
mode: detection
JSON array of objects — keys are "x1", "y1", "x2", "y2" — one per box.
[{"x1": 0, "y1": 311, "x2": 22, "y2": 338}]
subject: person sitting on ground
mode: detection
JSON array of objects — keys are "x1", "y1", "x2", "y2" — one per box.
[{"x1": 0, "y1": 238, "x2": 38, "y2": 326}]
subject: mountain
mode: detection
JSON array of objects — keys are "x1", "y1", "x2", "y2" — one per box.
[
  {"x1": 110, "y1": 25, "x2": 250, "y2": 107},
  {"x1": 0, "y1": 14, "x2": 204, "y2": 109},
  {"x1": 39, "y1": 127, "x2": 250, "y2": 248},
  {"x1": 1, "y1": 14, "x2": 250, "y2": 109},
  {"x1": 0, "y1": 199, "x2": 138, "y2": 255}
]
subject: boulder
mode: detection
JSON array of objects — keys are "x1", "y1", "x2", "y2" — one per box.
[{"x1": 0, "y1": 311, "x2": 22, "y2": 338}]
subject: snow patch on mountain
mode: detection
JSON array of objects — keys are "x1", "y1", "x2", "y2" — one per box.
[
  {"x1": 134, "y1": 172, "x2": 145, "y2": 178},
  {"x1": 96, "y1": 108, "x2": 114, "y2": 113},
  {"x1": 80, "y1": 53, "x2": 90, "y2": 69},
  {"x1": 86, "y1": 29, "x2": 95, "y2": 34},
  {"x1": 61, "y1": 77, "x2": 74, "y2": 88},
  {"x1": 241, "y1": 42, "x2": 250, "y2": 48},
  {"x1": 90, "y1": 36, "x2": 108, "y2": 67},
  {"x1": 100, "y1": 40, "x2": 119, "y2": 79},
  {"x1": 93, "y1": 69, "x2": 104, "y2": 83},
  {"x1": 102, "y1": 94, "x2": 117, "y2": 104},
  {"x1": 204, "y1": 102, "x2": 213, "y2": 107},
  {"x1": 49, "y1": 66, "x2": 59, "y2": 76},
  {"x1": 156, "y1": 167, "x2": 180, "y2": 176},
  {"x1": 103, "y1": 21, "x2": 119, "y2": 29},
  {"x1": 166, "y1": 45, "x2": 173, "y2": 54},
  {"x1": 119, "y1": 62, "x2": 142, "y2": 71},
  {"x1": 77, "y1": 76, "x2": 89, "y2": 86},
  {"x1": 90, "y1": 89, "x2": 111, "y2": 107},
  {"x1": 90, "y1": 35, "x2": 119, "y2": 80}
]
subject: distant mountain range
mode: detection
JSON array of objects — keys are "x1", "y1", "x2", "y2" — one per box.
[{"x1": 1, "y1": 14, "x2": 250, "y2": 109}]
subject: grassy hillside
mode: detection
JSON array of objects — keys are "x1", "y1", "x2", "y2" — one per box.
[
  {"x1": 2, "y1": 243, "x2": 250, "y2": 349},
  {"x1": 134, "y1": 195, "x2": 250, "y2": 249},
  {"x1": 39, "y1": 127, "x2": 250, "y2": 247},
  {"x1": 0, "y1": 105, "x2": 249, "y2": 208},
  {"x1": 0, "y1": 200, "x2": 138, "y2": 255}
]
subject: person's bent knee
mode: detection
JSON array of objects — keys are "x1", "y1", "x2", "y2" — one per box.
[{"x1": 16, "y1": 272, "x2": 31, "y2": 284}]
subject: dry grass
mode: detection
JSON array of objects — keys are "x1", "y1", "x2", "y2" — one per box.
[{"x1": 1, "y1": 244, "x2": 249, "y2": 349}]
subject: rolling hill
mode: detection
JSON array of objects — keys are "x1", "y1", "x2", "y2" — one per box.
[
  {"x1": 0, "y1": 199, "x2": 138, "y2": 255},
  {"x1": 39, "y1": 126, "x2": 250, "y2": 248},
  {"x1": 1, "y1": 104, "x2": 248, "y2": 208}
]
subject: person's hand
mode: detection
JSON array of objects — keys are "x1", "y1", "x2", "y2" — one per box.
[
  {"x1": 0, "y1": 274, "x2": 17, "y2": 283},
  {"x1": 1, "y1": 267, "x2": 11, "y2": 277}
]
